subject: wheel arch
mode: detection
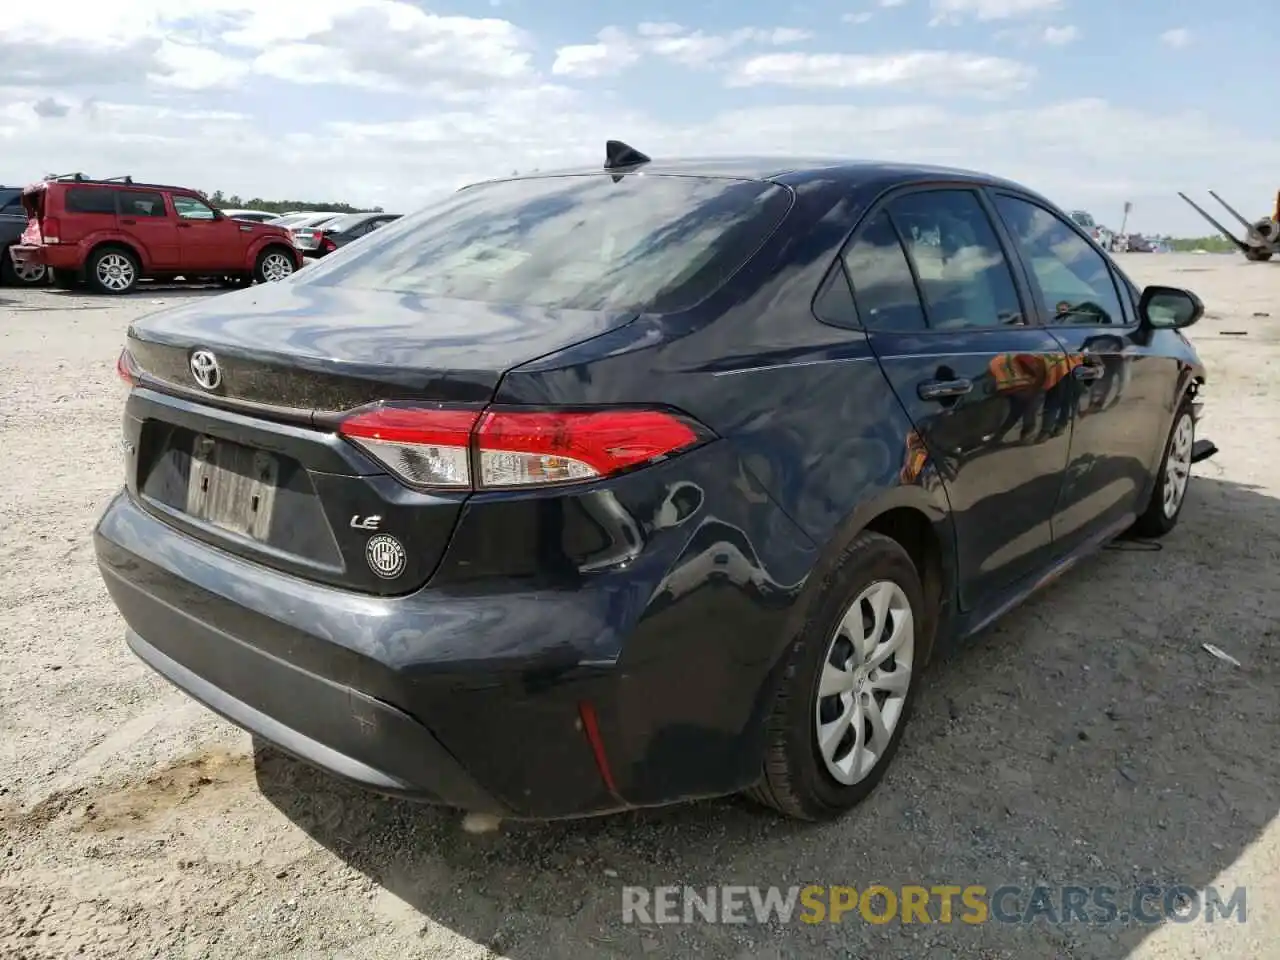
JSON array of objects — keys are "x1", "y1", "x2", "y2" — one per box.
[
  {"x1": 246, "y1": 237, "x2": 297, "y2": 272},
  {"x1": 86, "y1": 239, "x2": 146, "y2": 273},
  {"x1": 769, "y1": 486, "x2": 956, "y2": 682}
]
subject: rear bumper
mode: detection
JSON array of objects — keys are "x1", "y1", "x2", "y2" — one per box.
[
  {"x1": 94, "y1": 443, "x2": 816, "y2": 818},
  {"x1": 9, "y1": 243, "x2": 79, "y2": 270}
]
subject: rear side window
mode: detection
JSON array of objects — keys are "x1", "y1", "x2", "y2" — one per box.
[
  {"x1": 65, "y1": 187, "x2": 117, "y2": 215},
  {"x1": 118, "y1": 191, "x2": 167, "y2": 218},
  {"x1": 840, "y1": 210, "x2": 928, "y2": 334},
  {"x1": 888, "y1": 190, "x2": 1025, "y2": 330},
  {"x1": 297, "y1": 174, "x2": 793, "y2": 313}
]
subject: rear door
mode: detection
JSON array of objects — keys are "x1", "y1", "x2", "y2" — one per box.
[
  {"x1": 115, "y1": 188, "x2": 180, "y2": 269},
  {"x1": 989, "y1": 192, "x2": 1172, "y2": 552},
  {"x1": 172, "y1": 194, "x2": 248, "y2": 272},
  {"x1": 846, "y1": 187, "x2": 1073, "y2": 607}
]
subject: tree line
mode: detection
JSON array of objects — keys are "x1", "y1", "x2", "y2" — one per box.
[{"x1": 204, "y1": 189, "x2": 383, "y2": 215}]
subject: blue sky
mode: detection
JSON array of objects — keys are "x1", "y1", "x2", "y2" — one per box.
[{"x1": 2, "y1": 0, "x2": 1276, "y2": 234}]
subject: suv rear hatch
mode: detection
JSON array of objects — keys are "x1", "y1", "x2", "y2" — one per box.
[
  {"x1": 122, "y1": 171, "x2": 792, "y2": 595},
  {"x1": 20, "y1": 183, "x2": 48, "y2": 245}
]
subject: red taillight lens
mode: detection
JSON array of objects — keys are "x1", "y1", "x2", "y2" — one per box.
[
  {"x1": 39, "y1": 215, "x2": 59, "y2": 244},
  {"x1": 337, "y1": 404, "x2": 710, "y2": 491},
  {"x1": 116, "y1": 348, "x2": 138, "y2": 387},
  {"x1": 475, "y1": 409, "x2": 701, "y2": 487},
  {"x1": 320, "y1": 234, "x2": 337, "y2": 252}
]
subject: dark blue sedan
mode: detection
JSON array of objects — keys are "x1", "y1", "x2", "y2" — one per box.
[{"x1": 95, "y1": 142, "x2": 1215, "y2": 822}]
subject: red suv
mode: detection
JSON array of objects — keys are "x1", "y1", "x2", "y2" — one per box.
[{"x1": 9, "y1": 175, "x2": 302, "y2": 295}]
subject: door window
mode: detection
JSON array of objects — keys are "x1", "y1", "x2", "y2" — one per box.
[
  {"x1": 64, "y1": 187, "x2": 117, "y2": 215},
  {"x1": 993, "y1": 195, "x2": 1126, "y2": 326},
  {"x1": 887, "y1": 190, "x2": 1025, "y2": 330},
  {"x1": 173, "y1": 196, "x2": 218, "y2": 221},
  {"x1": 839, "y1": 210, "x2": 928, "y2": 333},
  {"x1": 118, "y1": 191, "x2": 167, "y2": 218}
]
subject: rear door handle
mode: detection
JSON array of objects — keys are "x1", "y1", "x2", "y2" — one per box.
[
  {"x1": 1073, "y1": 363, "x2": 1104, "y2": 381},
  {"x1": 917, "y1": 378, "x2": 973, "y2": 401}
]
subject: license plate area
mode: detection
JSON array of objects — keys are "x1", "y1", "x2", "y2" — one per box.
[{"x1": 185, "y1": 434, "x2": 279, "y2": 539}]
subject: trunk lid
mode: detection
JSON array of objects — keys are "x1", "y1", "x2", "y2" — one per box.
[
  {"x1": 122, "y1": 284, "x2": 637, "y2": 595},
  {"x1": 126, "y1": 281, "x2": 637, "y2": 412}
]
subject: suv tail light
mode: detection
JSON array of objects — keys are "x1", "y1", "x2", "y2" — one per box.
[
  {"x1": 39, "y1": 216, "x2": 59, "y2": 244},
  {"x1": 338, "y1": 403, "x2": 713, "y2": 491}
]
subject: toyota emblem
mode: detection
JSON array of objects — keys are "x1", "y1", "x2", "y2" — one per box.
[{"x1": 190, "y1": 350, "x2": 221, "y2": 390}]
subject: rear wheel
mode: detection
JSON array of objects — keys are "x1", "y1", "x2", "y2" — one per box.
[
  {"x1": 1131, "y1": 399, "x2": 1195, "y2": 538},
  {"x1": 255, "y1": 247, "x2": 295, "y2": 284},
  {"x1": 749, "y1": 532, "x2": 925, "y2": 821},
  {"x1": 87, "y1": 247, "x2": 139, "y2": 295},
  {"x1": 1, "y1": 252, "x2": 47, "y2": 286},
  {"x1": 1244, "y1": 248, "x2": 1273, "y2": 262}
]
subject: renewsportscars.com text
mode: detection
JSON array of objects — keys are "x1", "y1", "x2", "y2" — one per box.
[{"x1": 621, "y1": 884, "x2": 1247, "y2": 926}]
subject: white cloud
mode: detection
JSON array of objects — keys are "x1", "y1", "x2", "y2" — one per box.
[
  {"x1": 843, "y1": 12, "x2": 875, "y2": 25},
  {"x1": 0, "y1": 5, "x2": 1271, "y2": 235},
  {"x1": 1160, "y1": 28, "x2": 1191, "y2": 49},
  {"x1": 551, "y1": 22, "x2": 811, "y2": 77},
  {"x1": 929, "y1": 0, "x2": 1061, "y2": 25},
  {"x1": 1041, "y1": 25, "x2": 1079, "y2": 45},
  {"x1": 726, "y1": 51, "x2": 1035, "y2": 98},
  {"x1": 880, "y1": 0, "x2": 909, "y2": 7},
  {"x1": 551, "y1": 28, "x2": 641, "y2": 79}
]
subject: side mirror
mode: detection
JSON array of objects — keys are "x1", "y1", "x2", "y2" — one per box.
[{"x1": 1139, "y1": 285, "x2": 1203, "y2": 330}]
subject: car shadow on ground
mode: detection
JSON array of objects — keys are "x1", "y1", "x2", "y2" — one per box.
[{"x1": 254, "y1": 475, "x2": 1278, "y2": 959}]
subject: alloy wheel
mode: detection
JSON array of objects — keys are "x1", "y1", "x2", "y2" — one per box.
[
  {"x1": 261, "y1": 253, "x2": 293, "y2": 282},
  {"x1": 1162, "y1": 412, "x2": 1193, "y2": 518},
  {"x1": 15, "y1": 261, "x2": 46, "y2": 284},
  {"x1": 815, "y1": 580, "x2": 915, "y2": 786},
  {"x1": 96, "y1": 253, "x2": 135, "y2": 292}
]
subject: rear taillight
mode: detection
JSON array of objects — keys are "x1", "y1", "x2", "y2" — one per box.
[
  {"x1": 41, "y1": 216, "x2": 60, "y2": 244},
  {"x1": 116, "y1": 348, "x2": 138, "y2": 387},
  {"x1": 337, "y1": 403, "x2": 712, "y2": 491},
  {"x1": 319, "y1": 235, "x2": 337, "y2": 252}
]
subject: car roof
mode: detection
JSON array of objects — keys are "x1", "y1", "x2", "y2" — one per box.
[{"x1": 482, "y1": 155, "x2": 1031, "y2": 194}]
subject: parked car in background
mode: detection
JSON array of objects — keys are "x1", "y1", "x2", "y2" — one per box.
[
  {"x1": 266, "y1": 211, "x2": 336, "y2": 230},
  {"x1": 9, "y1": 175, "x2": 302, "y2": 294},
  {"x1": 285, "y1": 213, "x2": 348, "y2": 253},
  {"x1": 222, "y1": 209, "x2": 278, "y2": 223},
  {"x1": 97, "y1": 144, "x2": 1214, "y2": 824},
  {"x1": 1126, "y1": 234, "x2": 1154, "y2": 253},
  {"x1": 1, "y1": 185, "x2": 48, "y2": 286},
  {"x1": 300, "y1": 212, "x2": 402, "y2": 258}
]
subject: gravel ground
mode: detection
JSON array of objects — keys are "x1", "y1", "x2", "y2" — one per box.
[{"x1": 1, "y1": 254, "x2": 1277, "y2": 960}]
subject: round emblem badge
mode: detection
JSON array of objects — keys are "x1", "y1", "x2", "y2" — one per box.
[{"x1": 365, "y1": 535, "x2": 406, "y2": 579}]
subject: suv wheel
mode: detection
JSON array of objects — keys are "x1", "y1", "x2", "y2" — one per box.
[
  {"x1": 88, "y1": 247, "x2": 139, "y2": 295},
  {"x1": 749, "y1": 531, "x2": 925, "y2": 821},
  {"x1": 1131, "y1": 397, "x2": 1195, "y2": 538},
  {"x1": 255, "y1": 248, "x2": 295, "y2": 283}
]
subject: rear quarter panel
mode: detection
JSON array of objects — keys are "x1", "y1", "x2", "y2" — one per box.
[{"x1": 244, "y1": 231, "x2": 298, "y2": 270}]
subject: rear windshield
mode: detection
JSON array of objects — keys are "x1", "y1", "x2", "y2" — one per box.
[
  {"x1": 295, "y1": 174, "x2": 793, "y2": 313},
  {"x1": 0, "y1": 188, "x2": 22, "y2": 215}
]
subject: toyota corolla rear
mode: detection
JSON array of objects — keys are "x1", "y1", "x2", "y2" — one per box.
[{"x1": 93, "y1": 169, "x2": 816, "y2": 818}]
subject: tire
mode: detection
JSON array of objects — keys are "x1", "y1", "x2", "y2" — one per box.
[
  {"x1": 254, "y1": 246, "x2": 296, "y2": 284},
  {"x1": 1131, "y1": 398, "x2": 1195, "y2": 538},
  {"x1": 749, "y1": 531, "x2": 927, "y2": 821},
  {"x1": 1244, "y1": 248, "x2": 1272, "y2": 262},
  {"x1": 86, "y1": 246, "x2": 139, "y2": 295},
  {"x1": 219, "y1": 275, "x2": 252, "y2": 289},
  {"x1": 1, "y1": 250, "x2": 47, "y2": 287}
]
